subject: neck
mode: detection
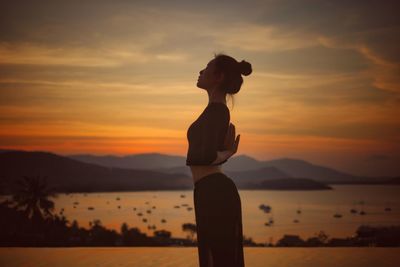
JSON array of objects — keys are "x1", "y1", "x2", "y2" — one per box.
[{"x1": 207, "y1": 86, "x2": 226, "y2": 105}]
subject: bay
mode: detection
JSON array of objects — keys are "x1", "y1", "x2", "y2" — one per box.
[{"x1": 2, "y1": 184, "x2": 399, "y2": 244}]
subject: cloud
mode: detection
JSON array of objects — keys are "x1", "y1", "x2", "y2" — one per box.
[
  {"x1": 0, "y1": 41, "x2": 192, "y2": 67},
  {"x1": 318, "y1": 35, "x2": 400, "y2": 94},
  {"x1": 211, "y1": 23, "x2": 317, "y2": 52},
  {"x1": 251, "y1": 0, "x2": 400, "y2": 94},
  {"x1": 358, "y1": 46, "x2": 400, "y2": 94}
]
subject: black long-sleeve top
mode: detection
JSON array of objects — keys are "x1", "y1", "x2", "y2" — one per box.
[{"x1": 186, "y1": 102, "x2": 230, "y2": 166}]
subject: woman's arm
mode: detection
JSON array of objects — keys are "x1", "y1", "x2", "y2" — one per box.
[{"x1": 211, "y1": 123, "x2": 240, "y2": 165}]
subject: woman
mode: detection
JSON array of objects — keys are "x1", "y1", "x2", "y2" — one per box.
[{"x1": 186, "y1": 53, "x2": 252, "y2": 267}]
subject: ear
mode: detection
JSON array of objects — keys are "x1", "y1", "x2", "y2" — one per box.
[{"x1": 215, "y1": 72, "x2": 224, "y2": 83}]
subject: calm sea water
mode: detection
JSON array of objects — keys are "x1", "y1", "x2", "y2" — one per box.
[
  {"x1": 2, "y1": 185, "x2": 400, "y2": 244},
  {"x1": 0, "y1": 247, "x2": 399, "y2": 267}
]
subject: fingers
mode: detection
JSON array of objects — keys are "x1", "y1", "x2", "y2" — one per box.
[
  {"x1": 225, "y1": 123, "x2": 239, "y2": 153},
  {"x1": 229, "y1": 123, "x2": 235, "y2": 140},
  {"x1": 225, "y1": 123, "x2": 234, "y2": 146},
  {"x1": 230, "y1": 124, "x2": 235, "y2": 142},
  {"x1": 224, "y1": 124, "x2": 234, "y2": 149},
  {"x1": 233, "y1": 134, "x2": 240, "y2": 153}
]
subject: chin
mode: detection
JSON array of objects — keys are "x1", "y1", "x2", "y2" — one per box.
[{"x1": 197, "y1": 81, "x2": 207, "y2": 89}]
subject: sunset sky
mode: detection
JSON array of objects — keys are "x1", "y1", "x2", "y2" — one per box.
[{"x1": 1, "y1": 0, "x2": 399, "y2": 177}]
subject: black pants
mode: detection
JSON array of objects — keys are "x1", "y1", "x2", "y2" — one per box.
[{"x1": 194, "y1": 172, "x2": 245, "y2": 267}]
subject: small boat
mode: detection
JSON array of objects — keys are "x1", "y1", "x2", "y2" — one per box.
[
  {"x1": 187, "y1": 207, "x2": 193, "y2": 211},
  {"x1": 88, "y1": 207, "x2": 95, "y2": 210},
  {"x1": 118, "y1": 205, "x2": 121, "y2": 209},
  {"x1": 350, "y1": 208, "x2": 358, "y2": 214},
  {"x1": 296, "y1": 202, "x2": 303, "y2": 214},
  {"x1": 142, "y1": 218, "x2": 147, "y2": 223},
  {"x1": 152, "y1": 206, "x2": 156, "y2": 209},
  {"x1": 180, "y1": 194, "x2": 186, "y2": 198},
  {"x1": 147, "y1": 224, "x2": 156, "y2": 230},
  {"x1": 116, "y1": 197, "x2": 120, "y2": 201},
  {"x1": 333, "y1": 213, "x2": 343, "y2": 218},
  {"x1": 359, "y1": 210, "x2": 366, "y2": 215},
  {"x1": 161, "y1": 219, "x2": 167, "y2": 223},
  {"x1": 259, "y1": 204, "x2": 271, "y2": 213},
  {"x1": 146, "y1": 210, "x2": 152, "y2": 214},
  {"x1": 174, "y1": 205, "x2": 180, "y2": 209},
  {"x1": 137, "y1": 212, "x2": 143, "y2": 216}
]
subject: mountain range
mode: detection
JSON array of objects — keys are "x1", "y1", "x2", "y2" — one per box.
[
  {"x1": 0, "y1": 149, "x2": 398, "y2": 194},
  {"x1": 67, "y1": 151, "x2": 396, "y2": 184}
]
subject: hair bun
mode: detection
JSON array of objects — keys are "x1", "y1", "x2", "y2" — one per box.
[{"x1": 239, "y1": 60, "x2": 252, "y2": 76}]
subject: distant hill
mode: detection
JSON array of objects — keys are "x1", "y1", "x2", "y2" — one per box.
[
  {"x1": 68, "y1": 153, "x2": 387, "y2": 183},
  {"x1": 261, "y1": 158, "x2": 362, "y2": 183},
  {"x1": 117, "y1": 164, "x2": 333, "y2": 189},
  {"x1": 227, "y1": 156, "x2": 367, "y2": 183},
  {"x1": 67, "y1": 152, "x2": 394, "y2": 184},
  {"x1": 225, "y1": 166, "x2": 292, "y2": 187},
  {"x1": 384, "y1": 177, "x2": 400, "y2": 184},
  {"x1": 0, "y1": 151, "x2": 192, "y2": 194},
  {"x1": 223, "y1": 154, "x2": 265, "y2": 171},
  {"x1": 0, "y1": 149, "x2": 20, "y2": 154},
  {"x1": 68, "y1": 152, "x2": 184, "y2": 170}
]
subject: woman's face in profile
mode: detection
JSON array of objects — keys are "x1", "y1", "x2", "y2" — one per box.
[{"x1": 197, "y1": 59, "x2": 222, "y2": 90}]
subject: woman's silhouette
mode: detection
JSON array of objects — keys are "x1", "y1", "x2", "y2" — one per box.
[{"x1": 186, "y1": 53, "x2": 252, "y2": 267}]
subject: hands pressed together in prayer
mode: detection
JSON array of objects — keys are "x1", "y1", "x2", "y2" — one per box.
[{"x1": 216, "y1": 122, "x2": 240, "y2": 163}]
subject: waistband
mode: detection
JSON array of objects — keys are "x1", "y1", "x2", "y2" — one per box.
[{"x1": 194, "y1": 171, "x2": 230, "y2": 187}]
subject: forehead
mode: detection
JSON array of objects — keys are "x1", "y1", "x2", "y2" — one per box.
[{"x1": 207, "y1": 59, "x2": 216, "y2": 67}]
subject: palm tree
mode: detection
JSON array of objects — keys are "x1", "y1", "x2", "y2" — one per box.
[
  {"x1": 182, "y1": 223, "x2": 196, "y2": 242},
  {"x1": 11, "y1": 175, "x2": 58, "y2": 225},
  {"x1": 120, "y1": 222, "x2": 129, "y2": 235}
]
